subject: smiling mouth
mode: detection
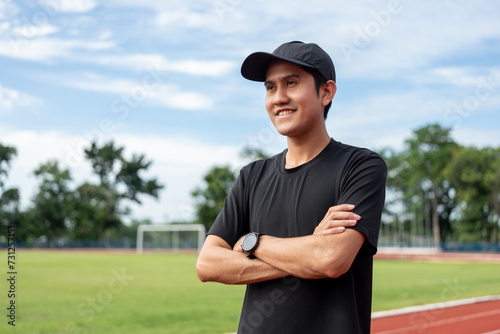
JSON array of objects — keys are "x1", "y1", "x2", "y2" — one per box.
[{"x1": 276, "y1": 109, "x2": 296, "y2": 116}]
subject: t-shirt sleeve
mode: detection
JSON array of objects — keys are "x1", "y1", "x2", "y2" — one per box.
[
  {"x1": 338, "y1": 152, "x2": 387, "y2": 255},
  {"x1": 207, "y1": 168, "x2": 249, "y2": 248}
]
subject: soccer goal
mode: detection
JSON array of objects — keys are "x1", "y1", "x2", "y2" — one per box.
[{"x1": 136, "y1": 224, "x2": 206, "y2": 254}]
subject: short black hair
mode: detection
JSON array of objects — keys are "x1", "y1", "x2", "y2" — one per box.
[{"x1": 302, "y1": 66, "x2": 332, "y2": 120}]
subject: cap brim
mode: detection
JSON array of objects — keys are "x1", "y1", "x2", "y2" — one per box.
[{"x1": 241, "y1": 52, "x2": 315, "y2": 82}]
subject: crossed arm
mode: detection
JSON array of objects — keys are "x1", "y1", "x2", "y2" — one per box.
[{"x1": 196, "y1": 204, "x2": 366, "y2": 285}]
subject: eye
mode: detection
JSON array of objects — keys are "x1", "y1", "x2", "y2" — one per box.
[
  {"x1": 265, "y1": 84, "x2": 275, "y2": 91},
  {"x1": 286, "y1": 80, "x2": 297, "y2": 86}
]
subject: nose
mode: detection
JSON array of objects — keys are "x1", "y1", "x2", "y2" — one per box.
[{"x1": 273, "y1": 86, "x2": 289, "y2": 106}]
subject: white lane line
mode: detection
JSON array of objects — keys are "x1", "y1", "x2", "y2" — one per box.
[
  {"x1": 375, "y1": 309, "x2": 500, "y2": 334},
  {"x1": 372, "y1": 295, "x2": 500, "y2": 319}
]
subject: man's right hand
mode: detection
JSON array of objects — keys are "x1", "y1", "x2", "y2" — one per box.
[{"x1": 313, "y1": 204, "x2": 361, "y2": 236}]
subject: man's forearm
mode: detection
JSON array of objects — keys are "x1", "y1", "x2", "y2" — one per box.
[
  {"x1": 253, "y1": 230, "x2": 365, "y2": 280},
  {"x1": 196, "y1": 235, "x2": 289, "y2": 285},
  {"x1": 248, "y1": 203, "x2": 365, "y2": 279},
  {"x1": 198, "y1": 205, "x2": 363, "y2": 284}
]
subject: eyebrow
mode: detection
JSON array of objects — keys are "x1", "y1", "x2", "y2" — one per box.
[{"x1": 264, "y1": 73, "x2": 301, "y2": 86}]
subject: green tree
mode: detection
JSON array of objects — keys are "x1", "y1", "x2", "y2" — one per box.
[
  {"x1": 378, "y1": 147, "x2": 413, "y2": 244},
  {"x1": 0, "y1": 143, "x2": 39, "y2": 244},
  {"x1": 83, "y1": 141, "x2": 164, "y2": 240},
  {"x1": 445, "y1": 146, "x2": 500, "y2": 242},
  {"x1": 69, "y1": 183, "x2": 121, "y2": 241},
  {"x1": 192, "y1": 147, "x2": 271, "y2": 231},
  {"x1": 30, "y1": 160, "x2": 73, "y2": 243},
  {"x1": 0, "y1": 143, "x2": 17, "y2": 190},
  {"x1": 192, "y1": 165, "x2": 236, "y2": 231},
  {"x1": 383, "y1": 124, "x2": 458, "y2": 245},
  {"x1": 0, "y1": 188, "x2": 21, "y2": 227},
  {"x1": 0, "y1": 143, "x2": 21, "y2": 234},
  {"x1": 240, "y1": 146, "x2": 270, "y2": 161}
]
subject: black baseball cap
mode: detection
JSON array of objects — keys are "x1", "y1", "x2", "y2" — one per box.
[{"x1": 241, "y1": 41, "x2": 336, "y2": 83}]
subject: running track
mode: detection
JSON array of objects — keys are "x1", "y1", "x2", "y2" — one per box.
[
  {"x1": 372, "y1": 251, "x2": 500, "y2": 334},
  {"x1": 371, "y1": 296, "x2": 500, "y2": 334}
]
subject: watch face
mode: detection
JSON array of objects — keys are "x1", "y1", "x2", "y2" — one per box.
[{"x1": 242, "y1": 233, "x2": 257, "y2": 251}]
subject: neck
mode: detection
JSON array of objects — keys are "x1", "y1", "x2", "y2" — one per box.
[{"x1": 285, "y1": 129, "x2": 331, "y2": 169}]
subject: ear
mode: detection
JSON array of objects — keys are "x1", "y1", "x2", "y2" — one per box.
[{"x1": 321, "y1": 80, "x2": 337, "y2": 107}]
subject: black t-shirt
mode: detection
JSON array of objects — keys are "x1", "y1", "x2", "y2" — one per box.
[{"x1": 208, "y1": 138, "x2": 387, "y2": 334}]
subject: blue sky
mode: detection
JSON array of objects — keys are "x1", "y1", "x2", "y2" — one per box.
[{"x1": 1, "y1": 0, "x2": 499, "y2": 223}]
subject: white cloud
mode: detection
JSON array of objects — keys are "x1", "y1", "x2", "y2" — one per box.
[
  {"x1": 87, "y1": 54, "x2": 236, "y2": 77},
  {"x1": 0, "y1": 83, "x2": 41, "y2": 112},
  {"x1": 111, "y1": 0, "x2": 218, "y2": 28},
  {"x1": 452, "y1": 127, "x2": 500, "y2": 148},
  {"x1": 322, "y1": 1, "x2": 500, "y2": 80},
  {"x1": 327, "y1": 87, "x2": 500, "y2": 151},
  {"x1": 332, "y1": 91, "x2": 449, "y2": 127},
  {"x1": 56, "y1": 72, "x2": 140, "y2": 94},
  {"x1": 163, "y1": 59, "x2": 236, "y2": 77},
  {"x1": 0, "y1": 37, "x2": 114, "y2": 62},
  {"x1": 411, "y1": 67, "x2": 500, "y2": 89},
  {"x1": 12, "y1": 24, "x2": 59, "y2": 39},
  {"x1": 150, "y1": 86, "x2": 214, "y2": 110},
  {"x1": 0, "y1": 0, "x2": 18, "y2": 20},
  {"x1": 49, "y1": 71, "x2": 215, "y2": 110},
  {"x1": 429, "y1": 67, "x2": 482, "y2": 87},
  {"x1": 155, "y1": 7, "x2": 215, "y2": 28},
  {"x1": 56, "y1": 0, "x2": 98, "y2": 13}
]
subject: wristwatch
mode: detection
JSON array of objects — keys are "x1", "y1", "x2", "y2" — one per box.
[{"x1": 241, "y1": 232, "x2": 261, "y2": 258}]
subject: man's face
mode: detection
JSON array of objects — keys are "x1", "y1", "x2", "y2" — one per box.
[{"x1": 264, "y1": 60, "x2": 326, "y2": 139}]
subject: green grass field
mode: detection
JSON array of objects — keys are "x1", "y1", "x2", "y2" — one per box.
[{"x1": 1, "y1": 250, "x2": 500, "y2": 334}]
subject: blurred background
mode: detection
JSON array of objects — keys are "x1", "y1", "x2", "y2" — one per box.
[{"x1": 0, "y1": 0, "x2": 499, "y2": 251}]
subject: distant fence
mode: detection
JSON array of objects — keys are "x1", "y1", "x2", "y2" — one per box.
[
  {"x1": 377, "y1": 242, "x2": 500, "y2": 253},
  {"x1": 441, "y1": 242, "x2": 500, "y2": 253}
]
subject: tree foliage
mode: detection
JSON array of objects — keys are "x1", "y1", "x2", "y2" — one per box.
[
  {"x1": 192, "y1": 147, "x2": 272, "y2": 231},
  {"x1": 81, "y1": 141, "x2": 164, "y2": 240},
  {"x1": 192, "y1": 165, "x2": 236, "y2": 231},
  {"x1": 69, "y1": 182, "x2": 120, "y2": 241},
  {"x1": 383, "y1": 124, "x2": 499, "y2": 244},
  {"x1": 0, "y1": 143, "x2": 17, "y2": 190},
  {"x1": 84, "y1": 141, "x2": 163, "y2": 203},
  {"x1": 0, "y1": 143, "x2": 22, "y2": 237},
  {"x1": 240, "y1": 146, "x2": 270, "y2": 161},
  {"x1": 30, "y1": 160, "x2": 74, "y2": 242},
  {"x1": 444, "y1": 146, "x2": 500, "y2": 242},
  {"x1": 0, "y1": 140, "x2": 164, "y2": 245},
  {"x1": 403, "y1": 124, "x2": 457, "y2": 244}
]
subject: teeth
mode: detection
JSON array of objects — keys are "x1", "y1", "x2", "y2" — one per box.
[{"x1": 277, "y1": 110, "x2": 294, "y2": 116}]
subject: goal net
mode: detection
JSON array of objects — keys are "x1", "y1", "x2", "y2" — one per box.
[{"x1": 136, "y1": 224, "x2": 206, "y2": 254}]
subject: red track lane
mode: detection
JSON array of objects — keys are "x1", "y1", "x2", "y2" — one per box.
[{"x1": 371, "y1": 299, "x2": 500, "y2": 334}]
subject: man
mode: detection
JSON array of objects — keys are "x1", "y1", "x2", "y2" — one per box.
[{"x1": 196, "y1": 41, "x2": 387, "y2": 333}]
